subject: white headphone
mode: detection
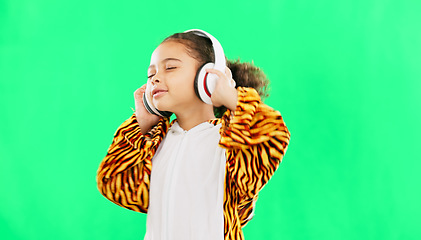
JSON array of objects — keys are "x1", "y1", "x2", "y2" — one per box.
[{"x1": 143, "y1": 29, "x2": 227, "y2": 118}]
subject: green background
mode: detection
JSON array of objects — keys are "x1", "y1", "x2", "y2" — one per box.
[{"x1": 1, "y1": 0, "x2": 420, "y2": 239}]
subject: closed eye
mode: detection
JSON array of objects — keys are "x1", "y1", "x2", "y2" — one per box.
[
  {"x1": 166, "y1": 67, "x2": 176, "y2": 70},
  {"x1": 147, "y1": 74, "x2": 155, "y2": 79}
]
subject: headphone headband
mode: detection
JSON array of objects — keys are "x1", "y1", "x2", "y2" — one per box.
[{"x1": 184, "y1": 29, "x2": 226, "y2": 72}]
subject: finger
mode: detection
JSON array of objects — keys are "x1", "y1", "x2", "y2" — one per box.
[
  {"x1": 225, "y1": 67, "x2": 232, "y2": 79},
  {"x1": 205, "y1": 68, "x2": 226, "y2": 79},
  {"x1": 134, "y1": 84, "x2": 147, "y2": 99},
  {"x1": 134, "y1": 91, "x2": 145, "y2": 106},
  {"x1": 140, "y1": 84, "x2": 147, "y2": 93},
  {"x1": 206, "y1": 68, "x2": 235, "y2": 87},
  {"x1": 134, "y1": 88, "x2": 142, "y2": 97}
]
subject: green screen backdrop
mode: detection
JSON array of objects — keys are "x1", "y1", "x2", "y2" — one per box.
[{"x1": 1, "y1": 0, "x2": 420, "y2": 239}]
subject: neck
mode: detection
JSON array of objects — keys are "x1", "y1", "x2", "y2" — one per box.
[{"x1": 174, "y1": 104, "x2": 215, "y2": 131}]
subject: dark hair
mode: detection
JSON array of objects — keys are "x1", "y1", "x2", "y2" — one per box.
[{"x1": 163, "y1": 32, "x2": 270, "y2": 117}]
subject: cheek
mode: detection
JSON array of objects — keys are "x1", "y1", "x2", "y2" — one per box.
[
  {"x1": 184, "y1": 77, "x2": 197, "y2": 95},
  {"x1": 171, "y1": 73, "x2": 195, "y2": 89},
  {"x1": 185, "y1": 70, "x2": 199, "y2": 89}
]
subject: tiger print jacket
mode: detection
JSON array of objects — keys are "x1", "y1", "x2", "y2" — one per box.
[{"x1": 97, "y1": 87, "x2": 290, "y2": 240}]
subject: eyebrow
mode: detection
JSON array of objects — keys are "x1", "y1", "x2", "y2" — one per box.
[{"x1": 148, "y1": 58, "x2": 182, "y2": 70}]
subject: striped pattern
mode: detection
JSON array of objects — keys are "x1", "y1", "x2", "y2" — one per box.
[
  {"x1": 97, "y1": 117, "x2": 170, "y2": 213},
  {"x1": 97, "y1": 87, "x2": 290, "y2": 240}
]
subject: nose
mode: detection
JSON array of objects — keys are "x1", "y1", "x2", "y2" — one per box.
[{"x1": 151, "y1": 75, "x2": 160, "y2": 84}]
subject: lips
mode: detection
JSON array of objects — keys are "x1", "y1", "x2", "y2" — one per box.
[{"x1": 152, "y1": 88, "x2": 168, "y2": 97}]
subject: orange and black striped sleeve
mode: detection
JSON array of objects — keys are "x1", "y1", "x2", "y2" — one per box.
[
  {"x1": 96, "y1": 114, "x2": 170, "y2": 213},
  {"x1": 220, "y1": 87, "x2": 291, "y2": 205}
]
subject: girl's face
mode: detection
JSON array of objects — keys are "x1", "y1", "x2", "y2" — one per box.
[{"x1": 147, "y1": 41, "x2": 202, "y2": 115}]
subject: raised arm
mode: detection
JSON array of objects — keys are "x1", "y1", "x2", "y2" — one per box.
[
  {"x1": 220, "y1": 87, "x2": 290, "y2": 205},
  {"x1": 96, "y1": 114, "x2": 169, "y2": 212}
]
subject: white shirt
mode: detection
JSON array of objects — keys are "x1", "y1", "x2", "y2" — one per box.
[{"x1": 144, "y1": 121, "x2": 226, "y2": 240}]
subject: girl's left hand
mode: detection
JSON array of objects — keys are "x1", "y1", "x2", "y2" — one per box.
[{"x1": 206, "y1": 67, "x2": 238, "y2": 111}]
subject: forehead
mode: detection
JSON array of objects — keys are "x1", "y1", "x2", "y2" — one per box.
[{"x1": 149, "y1": 41, "x2": 189, "y2": 65}]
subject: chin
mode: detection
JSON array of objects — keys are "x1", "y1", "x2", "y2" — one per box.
[{"x1": 154, "y1": 101, "x2": 172, "y2": 113}]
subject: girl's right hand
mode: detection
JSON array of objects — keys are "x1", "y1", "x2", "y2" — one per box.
[{"x1": 134, "y1": 84, "x2": 161, "y2": 134}]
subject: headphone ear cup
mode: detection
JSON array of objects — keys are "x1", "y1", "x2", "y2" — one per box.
[
  {"x1": 194, "y1": 62, "x2": 216, "y2": 105},
  {"x1": 142, "y1": 91, "x2": 172, "y2": 118},
  {"x1": 143, "y1": 92, "x2": 156, "y2": 115},
  {"x1": 194, "y1": 63, "x2": 205, "y2": 102}
]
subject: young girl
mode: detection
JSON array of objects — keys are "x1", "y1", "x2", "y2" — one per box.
[{"x1": 97, "y1": 29, "x2": 290, "y2": 240}]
